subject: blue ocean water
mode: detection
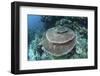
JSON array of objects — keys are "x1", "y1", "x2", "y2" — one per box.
[{"x1": 28, "y1": 15, "x2": 45, "y2": 34}]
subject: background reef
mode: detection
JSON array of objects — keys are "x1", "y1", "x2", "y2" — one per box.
[{"x1": 28, "y1": 15, "x2": 88, "y2": 61}]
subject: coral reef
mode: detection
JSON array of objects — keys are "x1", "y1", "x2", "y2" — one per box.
[{"x1": 28, "y1": 16, "x2": 88, "y2": 61}]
